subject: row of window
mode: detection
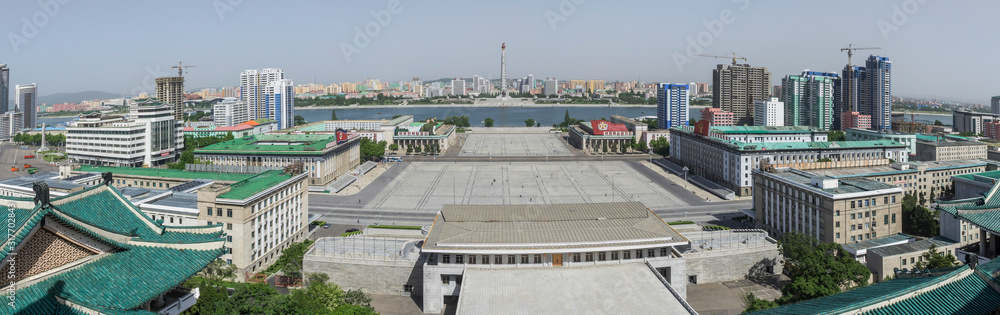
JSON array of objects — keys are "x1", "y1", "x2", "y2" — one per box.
[{"x1": 437, "y1": 248, "x2": 671, "y2": 265}]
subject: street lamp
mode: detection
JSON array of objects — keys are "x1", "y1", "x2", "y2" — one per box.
[{"x1": 682, "y1": 166, "x2": 689, "y2": 187}]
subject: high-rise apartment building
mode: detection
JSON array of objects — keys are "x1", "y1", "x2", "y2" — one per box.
[
  {"x1": 701, "y1": 107, "x2": 734, "y2": 126},
  {"x1": 452, "y1": 78, "x2": 466, "y2": 96},
  {"x1": 656, "y1": 84, "x2": 689, "y2": 129},
  {"x1": 544, "y1": 78, "x2": 558, "y2": 95},
  {"x1": 713, "y1": 64, "x2": 771, "y2": 126},
  {"x1": 782, "y1": 71, "x2": 837, "y2": 130},
  {"x1": 264, "y1": 79, "x2": 295, "y2": 129},
  {"x1": 241, "y1": 68, "x2": 285, "y2": 121},
  {"x1": 155, "y1": 77, "x2": 185, "y2": 121},
  {"x1": 842, "y1": 111, "x2": 872, "y2": 130},
  {"x1": 214, "y1": 97, "x2": 250, "y2": 127},
  {"x1": 753, "y1": 97, "x2": 784, "y2": 127},
  {"x1": 992, "y1": 96, "x2": 1000, "y2": 115},
  {"x1": 0, "y1": 64, "x2": 8, "y2": 114},
  {"x1": 864, "y1": 56, "x2": 892, "y2": 131},
  {"x1": 836, "y1": 56, "x2": 892, "y2": 131},
  {"x1": 527, "y1": 74, "x2": 535, "y2": 90},
  {"x1": 586, "y1": 80, "x2": 605, "y2": 92},
  {"x1": 15, "y1": 83, "x2": 36, "y2": 129}
]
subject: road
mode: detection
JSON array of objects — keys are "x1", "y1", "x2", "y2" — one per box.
[{"x1": 309, "y1": 161, "x2": 751, "y2": 226}]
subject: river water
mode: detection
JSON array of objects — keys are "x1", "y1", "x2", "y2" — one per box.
[{"x1": 36, "y1": 106, "x2": 956, "y2": 129}]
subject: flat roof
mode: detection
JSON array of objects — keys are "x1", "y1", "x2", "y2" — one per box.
[
  {"x1": 148, "y1": 192, "x2": 199, "y2": 209},
  {"x1": 422, "y1": 202, "x2": 686, "y2": 252},
  {"x1": 456, "y1": 264, "x2": 693, "y2": 315},
  {"x1": 917, "y1": 140, "x2": 986, "y2": 147},
  {"x1": 955, "y1": 169, "x2": 1000, "y2": 181},
  {"x1": 672, "y1": 127, "x2": 905, "y2": 151},
  {"x1": 218, "y1": 170, "x2": 295, "y2": 200},
  {"x1": 708, "y1": 125, "x2": 823, "y2": 134},
  {"x1": 807, "y1": 160, "x2": 994, "y2": 178},
  {"x1": 867, "y1": 237, "x2": 957, "y2": 258},
  {"x1": 842, "y1": 234, "x2": 914, "y2": 254},
  {"x1": 195, "y1": 134, "x2": 356, "y2": 155},
  {"x1": 79, "y1": 165, "x2": 256, "y2": 182},
  {"x1": 762, "y1": 169, "x2": 901, "y2": 195}
]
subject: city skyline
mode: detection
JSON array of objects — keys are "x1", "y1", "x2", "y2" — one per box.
[{"x1": 0, "y1": 1, "x2": 993, "y2": 103}]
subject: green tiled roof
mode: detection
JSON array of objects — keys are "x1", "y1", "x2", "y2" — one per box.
[
  {"x1": 734, "y1": 140, "x2": 904, "y2": 151},
  {"x1": 14, "y1": 246, "x2": 223, "y2": 313},
  {"x1": 954, "y1": 170, "x2": 1000, "y2": 182},
  {"x1": 218, "y1": 170, "x2": 294, "y2": 200},
  {"x1": 79, "y1": 165, "x2": 256, "y2": 182},
  {"x1": 708, "y1": 126, "x2": 822, "y2": 134},
  {"x1": 52, "y1": 188, "x2": 222, "y2": 244},
  {"x1": 750, "y1": 267, "x2": 967, "y2": 315},
  {"x1": 0, "y1": 184, "x2": 225, "y2": 314},
  {"x1": 861, "y1": 271, "x2": 1000, "y2": 315},
  {"x1": 195, "y1": 134, "x2": 343, "y2": 155}
]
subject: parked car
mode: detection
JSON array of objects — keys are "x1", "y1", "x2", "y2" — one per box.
[
  {"x1": 322, "y1": 223, "x2": 332, "y2": 229},
  {"x1": 345, "y1": 228, "x2": 359, "y2": 232}
]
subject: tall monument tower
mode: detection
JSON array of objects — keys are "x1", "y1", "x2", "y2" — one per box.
[{"x1": 499, "y1": 43, "x2": 508, "y2": 99}]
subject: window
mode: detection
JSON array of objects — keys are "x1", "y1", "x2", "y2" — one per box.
[
  {"x1": 911, "y1": 257, "x2": 915, "y2": 264},
  {"x1": 892, "y1": 196, "x2": 897, "y2": 203},
  {"x1": 836, "y1": 232, "x2": 840, "y2": 239},
  {"x1": 495, "y1": 255, "x2": 502, "y2": 264},
  {"x1": 217, "y1": 209, "x2": 222, "y2": 217},
  {"x1": 442, "y1": 255, "x2": 451, "y2": 264},
  {"x1": 892, "y1": 214, "x2": 896, "y2": 223},
  {"x1": 456, "y1": 255, "x2": 464, "y2": 264},
  {"x1": 635, "y1": 250, "x2": 644, "y2": 259},
  {"x1": 872, "y1": 231, "x2": 877, "y2": 238},
  {"x1": 851, "y1": 214, "x2": 856, "y2": 220},
  {"x1": 586, "y1": 253, "x2": 594, "y2": 262},
  {"x1": 660, "y1": 248, "x2": 668, "y2": 256},
  {"x1": 469, "y1": 255, "x2": 477, "y2": 264},
  {"x1": 902, "y1": 259, "x2": 907, "y2": 265},
  {"x1": 623, "y1": 251, "x2": 631, "y2": 259},
  {"x1": 865, "y1": 212, "x2": 870, "y2": 218},
  {"x1": 573, "y1": 253, "x2": 581, "y2": 262},
  {"x1": 599, "y1": 252, "x2": 607, "y2": 261},
  {"x1": 648, "y1": 249, "x2": 656, "y2": 257},
  {"x1": 521, "y1": 255, "x2": 528, "y2": 264},
  {"x1": 851, "y1": 225, "x2": 856, "y2": 231},
  {"x1": 227, "y1": 223, "x2": 232, "y2": 230},
  {"x1": 533, "y1": 254, "x2": 542, "y2": 264},
  {"x1": 227, "y1": 209, "x2": 233, "y2": 217},
  {"x1": 865, "y1": 200, "x2": 870, "y2": 207},
  {"x1": 508, "y1": 255, "x2": 515, "y2": 264},
  {"x1": 851, "y1": 236, "x2": 856, "y2": 242},
  {"x1": 836, "y1": 210, "x2": 840, "y2": 216},
  {"x1": 851, "y1": 201, "x2": 856, "y2": 208},
  {"x1": 442, "y1": 276, "x2": 450, "y2": 285},
  {"x1": 169, "y1": 217, "x2": 174, "y2": 223},
  {"x1": 227, "y1": 236, "x2": 232, "y2": 242},
  {"x1": 207, "y1": 207, "x2": 213, "y2": 216},
  {"x1": 836, "y1": 222, "x2": 840, "y2": 228},
  {"x1": 611, "y1": 251, "x2": 619, "y2": 260},
  {"x1": 482, "y1": 255, "x2": 489, "y2": 264}
]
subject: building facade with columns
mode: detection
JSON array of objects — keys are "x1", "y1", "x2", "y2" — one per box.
[{"x1": 194, "y1": 134, "x2": 360, "y2": 187}]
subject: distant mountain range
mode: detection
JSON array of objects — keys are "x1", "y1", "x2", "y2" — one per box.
[{"x1": 38, "y1": 91, "x2": 121, "y2": 105}]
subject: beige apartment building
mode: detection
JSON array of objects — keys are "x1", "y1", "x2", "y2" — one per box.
[
  {"x1": 753, "y1": 168, "x2": 904, "y2": 245},
  {"x1": 915, "y1": 140, "x2": 987, "y2": 161}
]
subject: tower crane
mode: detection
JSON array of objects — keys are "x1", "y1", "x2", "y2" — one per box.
[
  {"x1": 171, "y1": 62, "x2": 196, "y2": 77},
  {"x1": 840, "y1": 44, "x2": 880, "y2": 67},
  {"x1": 695, "y1": 52, "x2": 746, "y2": 65}
]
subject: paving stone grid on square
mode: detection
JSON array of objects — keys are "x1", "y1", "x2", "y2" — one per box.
[
  {"x1": 364, "y1": 162, "x2": 690, "y2": 212},
  {"x1": 459, "y1": 134, "x2": 572, "y2": 156}
]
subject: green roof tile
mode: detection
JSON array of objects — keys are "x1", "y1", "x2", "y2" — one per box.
[
  {"x1": 195, "y1": 134, "x2": 346, "y2": 155},
  {"x1": 218, "y1": 170, "x2": 294, "y2": 200},
  {"x1": 79, "y1": 165, "x2": 256, "y2": 182}
]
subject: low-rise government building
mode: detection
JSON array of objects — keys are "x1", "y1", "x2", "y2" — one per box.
[
  {"x1": 671, "y1": 125, "x2": 908, "y2": 196},
  {"x1": 194, "y1": 133, "x2": 361, "y2": 188}
]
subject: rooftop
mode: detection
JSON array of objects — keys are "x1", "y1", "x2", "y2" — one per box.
[
  {"x1": 673, "y1": 127, "x2": 906, "y2": 151},
  {"x1": 708, "y1": 125, "x2": 823, "y2": 134},
  {"x1": 807, "y1": 159, "x2": 995, "y2": 178},
  {"x1": 761, "y1": 168, "x2": 902, "y2": 196},
  {"x1": 422, "y1": 202, "x2": 686, "y2": 252},
  {"x1": 918, "y1": 140, "x2": 986, "y2": 147},
  {"x1": 195, "y1": 133, "x2": 356, "y2": 155},
  {"x1": 79, "y1": 165, "x2": 256, "y2": 182},
  {"x1": 867, "y1": 237, "x2": 957, "y2": 258},
  {"x1": 842, "y1": 234, "x2": 915, "y2": 255},
  {"x1": 218, "y1": 170, "x2": 296, "y2": 200},
  {"x1": 456, "y1": 263, "x2": 694, "y2": 315}
]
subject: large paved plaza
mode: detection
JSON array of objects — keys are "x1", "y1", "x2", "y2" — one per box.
[
  {"x1": 459, "y1": 134, "x2": 572, "y2": 156},
  {"x1": 363, "y1": 161, "x2": 693, "y2": 212}
]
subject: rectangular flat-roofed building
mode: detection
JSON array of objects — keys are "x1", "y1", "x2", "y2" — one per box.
[
  {"x1": 753, "y1": 168, "x2": 904, "y2": 245},
  {"x1": 194, "y1": 133, "x2": 360, "y2": 187},
  {"x1": 420, "y1": 202, "x2": 691, "y2": 314}
]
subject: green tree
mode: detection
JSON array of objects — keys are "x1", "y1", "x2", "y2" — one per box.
[
  {"x1": 688, "y1": 118, "x2": 697, "y2": 126},
  {"x1": 776, "y1": 232, "x2": 870, "y2": 304},
  {"x1": 294, "y1": 115, "x2": 307, "y2": 126},
  {"x1": 407, "y1": 146, "x2": 413, "y2": 155},
  {"x1": 359, "y1": 138, "x2": 387, "y2": 161},
  {"x1": 414, "y1": 145, "x2": 422, "y2": 154},
  {"x1": 223, "y1": 131, "x2": 235, "y2": 141},
  {"x1": 913, "y1": 244, "x2": 958, "y2": 270},
  {"x1": 331, "y1": 109, "x2": 338, "y2": 120},
  {"x1": 185, "y1": 283, "x2": 226, "y2": 315},
  {"x1": 525, "y1": 118, "x2": 536, "y2": 127},
  {"x1": 742, "y1": 291, "x2": 778, "y2": 313},
  {"x1": 828, "y1": 130, "x2": 846, "y2": 141},
  {"x1": 620, "y1": 142, "x2": 628, "y2": 154},
  {"x1": 200, "y1": 259, "x2": 238, "y2": 288},
  {"x1": 389, "y1": 143, "x2": 399, "y2": 151},
  {"x1": 901, "y1": 193, "x2": 939, "y2": 237},
  {"x1": 484, "y1": 117, "x2": 494, "y2": 127},
  {"x1": 934, "y1": 120, "x2": 943, "y2": 126},
  {"x1": 650, "y1": 137, "x2": 670, "y2": 157},
  {"x1": 536, "y1": 121, "x2": 541, "y2": 127},
  {"x1": 602, "y1": 141, "x2": 609, "y2": 153}
]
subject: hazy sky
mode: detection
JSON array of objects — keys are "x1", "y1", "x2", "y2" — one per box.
[{"x1": 2, "y1": 0, "x2": 997, "y2": 103}]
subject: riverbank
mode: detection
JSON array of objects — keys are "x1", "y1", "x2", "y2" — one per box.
[{"x1": 295, "y1": 103, "x2": 656, "y2": 110}]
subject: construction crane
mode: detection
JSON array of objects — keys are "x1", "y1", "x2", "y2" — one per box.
[
  {"x1": 839, "y1": 45, "x2": 880, "y2": 114},
  {"x1": 695, "y1": 52, "x2": 746, "y2": 66},
  {"x1": 840, "y1": 44, "x2": 880, "y2": 67},
  {"x1": 171, "y1": 62, "x2": 195, "y2": 77}
]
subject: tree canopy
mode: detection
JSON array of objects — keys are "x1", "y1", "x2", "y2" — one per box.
[
  {"x1": 359, "y1": 137, "x2": 387, "y2": 161},
  {"x1": 901, "y1": 193, "x2": 938, "y2": 237},
  {"x1": 914, "y1": 244, "x2": 958, "y2": 270},
  {"x1": 775, "y1": 232, "x2": 870, "y2": 304},
  {"x1": 650, "y1": 137, "x2": 669, "y2": 157},
  {"x1": 484, "y1": 117, "x2": 494, "y2": 127},
  {"x1": 828, "y1": 130, "x2": 846, "y2": 141}
]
